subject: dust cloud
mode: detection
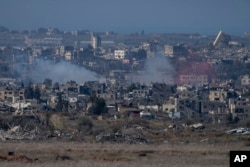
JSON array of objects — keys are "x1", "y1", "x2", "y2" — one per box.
[
  {"x1": 31, "y1": 59, "x2": 98, "y2": 84},
  {"x1": 130, "y1": 54, "x2": 174, "y2": 85}
]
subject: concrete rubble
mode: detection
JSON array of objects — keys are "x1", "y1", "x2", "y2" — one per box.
[
  {"x1": 225, "y1": 127, "x2": 250, "y2": 135},
  {"x1": 0, "y1": 125, "x2": 39, "y2": 141}
]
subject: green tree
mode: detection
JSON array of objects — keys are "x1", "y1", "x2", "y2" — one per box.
[
  {"x1": 55, "y1": 92, "x2": 68, "y2": 112},
  {"x1": 89, "y1": 95, "x2": 107, "y2": 115},
  {"x1": 24, "y1": 83, "x2": 34, "y2": 99},
  {"x1": 78, "y1": 117, "x2": 93, "y2": 131},
  {"x1": 34, "y1": 86, "x2": 41, "y2": 100}
]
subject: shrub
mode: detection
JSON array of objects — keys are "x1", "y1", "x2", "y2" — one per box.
[{"x1": 78, "y1": 117, "x2": 93, "y2": 130}]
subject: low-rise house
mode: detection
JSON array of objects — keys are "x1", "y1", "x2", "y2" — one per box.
[
  {"x1": 140, "y1": 111, "x2": 154, "y2": 119},
  {"x1": 138, "y1": 104, "x2": 160, "y2": 112},
  {"x1": 162, "y1": 97, "x2": 178, "y2": 113},
  {"x1": 11, "y1": 101, "x2": 32, "y2": 112},
  {"x1": 178, "y1": 90, "x2": 196, "y2": 99},
  {"x1": 116, "y1": 102, "x2": 140, "y2": 118},
  {"x1": 64, "y1": 51, "x2": 72, "y2": 61},
  {"x1": 83, "y1": 81, "x2": 106, "y2": 95},
  {"x1": 229, "y1": 98, "x2": 250, "y2": 115},
  {"x1": 32, "y1": 83, "x2": 46, "y2": 92},
  {"x1": 131, "y1": 89, "x2": 150, "y2": 98},
  {"x1": 62, "y1": 81, "x2": 78, "y2": 93},
  {"x1": 176, "y1": 85, "x2": 188, "y2": 92},
  {"x1": 168, "y1": 111, "x2": 181, "y2": 119},
  {"x1": 209, "y1": 89, "x2": 228, "y2": 102},
  {"x1": 241, "y1": 75, "x2": 250, "y2": 86}
]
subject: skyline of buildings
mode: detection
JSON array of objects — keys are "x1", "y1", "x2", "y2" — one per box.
[{"x1": 0, "y1": 1, "x2": 249, "y2": 35}]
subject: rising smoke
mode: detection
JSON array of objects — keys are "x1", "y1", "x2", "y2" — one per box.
[
  {"x1": 130, "y1": 54, "x2": 174, "y2": 85},
  {"x1": 30, "y1": 59, "x2": 98, "y2": 84}
]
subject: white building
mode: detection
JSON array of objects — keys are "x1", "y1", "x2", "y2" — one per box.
[
  {"x1": 164, "y1": 45, "x2": 173, "y2": 56},
  {"x1": 59, "y1": 46, "x2": 65, "y2": 56},
  {"x1": 91, "y1": 34, "x2": 101, "y2": 49},
  {"x1": 241, "y1": 75, "x2": 250, "y2": 86},
  {"x1": 114, "y1": 50, "x2": 126, "y2": 59},
  {"x1": 64, "y1": 51, "x2": 72, "y2": 61},
  {"x1": 162, "y1": 97, "x2": 178, "y2": 113}
]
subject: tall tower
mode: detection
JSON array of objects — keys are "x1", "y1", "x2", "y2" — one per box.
[{"x1": 91, "y1": 33, "x2": 101, "y2": 49}]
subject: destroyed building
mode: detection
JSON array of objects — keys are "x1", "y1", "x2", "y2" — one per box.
[{"x1": 213, "y1": 30, "x2": 231, "y2": 47}]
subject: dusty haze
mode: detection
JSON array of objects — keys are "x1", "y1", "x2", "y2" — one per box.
[
  {"x1": 130, "y1": 54, "x2": 174, "y2": 85},
  {"x1": 31, "y1": 59, "x2": 98, "y2": 84}
]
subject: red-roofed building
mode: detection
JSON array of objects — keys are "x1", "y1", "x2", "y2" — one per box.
[{"x1": 175, "y1": 61, "x2": 214, "y2": 85}]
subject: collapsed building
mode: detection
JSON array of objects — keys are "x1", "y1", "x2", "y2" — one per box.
[{"x1": 213, "y1": 30, "x2": 231, "y2": 47}]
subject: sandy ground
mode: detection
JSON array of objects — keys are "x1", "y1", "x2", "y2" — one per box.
[{"x1": 0, "y1": 139, "x2": 249, "y2": 167}]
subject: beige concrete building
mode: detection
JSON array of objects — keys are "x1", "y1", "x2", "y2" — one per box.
[
  {"x1": 209, "y1": 89, "x2": 227, "y2": 102},
  {"x1": 0, "y1": 87, "x2": 25, "y2": 102},
  {"x1": 114, "y1": 50, "x2": 126, "y2": 59},
  {"x1": 241, "y1": 75, "x2": 250, "y2": 86}
]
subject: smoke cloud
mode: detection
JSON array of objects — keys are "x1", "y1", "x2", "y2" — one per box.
[
  {"x1": 130, "y1": 54, "x2": 174, "y2": 85},
  {"x1": 31, "y1": 59, "x2": 98, "y2": 84}
]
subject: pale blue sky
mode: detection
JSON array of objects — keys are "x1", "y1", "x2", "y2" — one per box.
[{"x1": 0, "y1": 0, "x2": 249, "y2": 35}]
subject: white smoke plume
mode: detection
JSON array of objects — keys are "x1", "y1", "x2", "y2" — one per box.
[
  {"x1": 31, "y1": 59, "x2": 98, "y2": 84},
  {"x1": 130, "y1": 54, "x2": 174, "y2": 85}
]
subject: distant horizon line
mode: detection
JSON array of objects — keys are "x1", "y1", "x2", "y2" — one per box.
[{"x1": 0, "y1": 25, "x2": 248, "y2": 36}]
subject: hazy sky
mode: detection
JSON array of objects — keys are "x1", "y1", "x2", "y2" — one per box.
[{"x1": 0, "y1": 0, "x2": 249, "y2": 35}]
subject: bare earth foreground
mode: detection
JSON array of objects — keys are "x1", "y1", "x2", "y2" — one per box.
[{"x1": 0, "y1": 140, "x2": 249, "y2": 167}]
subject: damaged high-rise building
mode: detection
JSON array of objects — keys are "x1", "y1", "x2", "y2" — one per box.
[{"x1": 213, "y1": 30, "x2": 231, "y2": 47}]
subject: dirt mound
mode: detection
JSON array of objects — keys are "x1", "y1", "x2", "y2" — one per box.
[{"x1": 0, "y1": 152, "x2": 36, "y2": 162}]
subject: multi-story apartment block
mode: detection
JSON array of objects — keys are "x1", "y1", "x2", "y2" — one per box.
[
  {"x1": 179, "y1": 74, "x2": 208, "y2": 85},
  {"x1": 114, "y1": 50, "x2": 126, "y2": 59},
  {"x1": 0, "y1": 86, "x2": 25, "y2": 102},
  {"x1": 209, "y1": 89, "x2": 228, "y2": 102}
]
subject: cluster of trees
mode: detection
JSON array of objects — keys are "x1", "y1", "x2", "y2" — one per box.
[
  {"x1": 88, "y1": 95, "x2": 107, "y2": 115},
  {"x1": 24, "y1": 84, "x2": 41, "y2": 100}
]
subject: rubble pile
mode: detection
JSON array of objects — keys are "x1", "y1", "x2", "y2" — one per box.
[
  {"x1": 225, "y1": 127, "x2": 250, "y2": 135},
  {"x1": 0, "y1": 125, "x2": 38, "y2": 141},
  {"x1": 95, "y1": 122, "x2": 150, "y2": 144},
  {"x1": 0, "y1": 115, "x2": 51, "y2": 141}
]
